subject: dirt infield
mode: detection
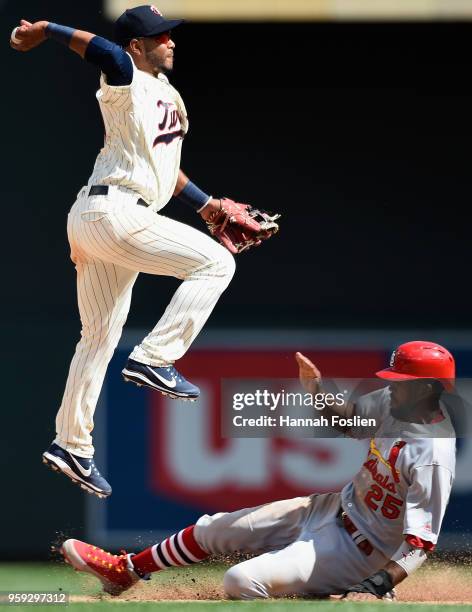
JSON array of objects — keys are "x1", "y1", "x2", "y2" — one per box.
[
  {"x1": 68, "y1": 559, "x2": 472, "y2": 604},
  {"x1": 396, "y1": 561, "x2": 472, "y2": 604}
]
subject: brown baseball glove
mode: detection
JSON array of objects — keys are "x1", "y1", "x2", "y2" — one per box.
[{"x1": 205, "y1": 198, "x2": 280, "y2": 254}]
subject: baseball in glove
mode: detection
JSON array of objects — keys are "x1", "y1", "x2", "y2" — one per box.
[{"x1": 205, "y1": 197, "x2": 280, "y2": 254}]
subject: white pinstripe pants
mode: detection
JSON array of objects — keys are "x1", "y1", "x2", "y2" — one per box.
[{"x1": 55, "y1": 186, "x2": 235, "y2": 457}]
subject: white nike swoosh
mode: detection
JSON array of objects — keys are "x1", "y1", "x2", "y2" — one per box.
[
  {"x1": 69, "y1": 453, "x2": 92, "y2": 478},
  {"x1": 148, "y1": 366, "x2": 177, "y2": 388}
]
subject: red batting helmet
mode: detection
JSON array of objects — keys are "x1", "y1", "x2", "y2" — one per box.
[{"x1": 376, "y1": 341, "x2": 455, "y2": 390}]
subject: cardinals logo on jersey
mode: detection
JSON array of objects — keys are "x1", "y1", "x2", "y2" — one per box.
[
  {"x1": 364, "y1": 456, "x2": 398, "y2": 493},
  {"x1": 363, "y1": 440, "x2": 406, "y2": 519},
  {"x1": 363, "y1": 439, "x2": 407, "y2": 494},
  {"x1": 367, "y1": 439, "x2": 406, "y2": 484}
]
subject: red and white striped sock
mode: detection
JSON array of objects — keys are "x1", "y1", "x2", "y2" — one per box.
[{"x1": 131, "y1": 525, "x2": 208, "y2": 575}]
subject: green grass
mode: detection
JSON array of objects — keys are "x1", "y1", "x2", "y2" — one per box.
[
  {"x1": 51, "y1": 604, "x2": 472, "y2": 612},
  {"x1": 0, "y1": 561, "x2": 100, "y2": 594},
  {"x1": 0, "y1": 563, "x2": 471, "y2": 612}
]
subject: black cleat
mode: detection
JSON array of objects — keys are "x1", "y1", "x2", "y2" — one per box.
[
  {"x1": 42, "y1": 443, "x2": 112, "y2": 499},
  {"x1": 121, "y1": 358, "x2": 200, "y2": 400}
]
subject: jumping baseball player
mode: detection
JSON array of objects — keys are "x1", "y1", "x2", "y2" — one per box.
[
  {"x1": 10, "y1": 7, "x2": 278, "y2": 499},
  {"x1": 60, "y1": 341, "x2": 456, "y2": 601}
]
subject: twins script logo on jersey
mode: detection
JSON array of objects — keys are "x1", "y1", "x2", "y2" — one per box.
[
  {"x1": 150, "y1": 6, "x2": 163, "y2": 16},
  {"x1": 153, "y1": 100, "x2": 184, "y2": 147}
]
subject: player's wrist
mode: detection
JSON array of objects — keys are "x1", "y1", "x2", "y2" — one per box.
[
  {"x1": 45, "y1": 22, "x2": 76, "y2": 46},
  {"x1": 176, "y1": 180, "x2": 212, "y2": 212},
  {"x1": 199, "y1": 198, "x2": 222, "y2": 221},
  {"x1": 196, "y1": 196, "x2": 213, "y2": 214}
]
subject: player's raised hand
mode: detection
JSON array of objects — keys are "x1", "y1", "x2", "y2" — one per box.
[
  {"x1": 295, "y1": 352, "x2": 321, "y2": 394},
  {"x1": 10, "y1": 20, "x2": 48, "y2": 52}
]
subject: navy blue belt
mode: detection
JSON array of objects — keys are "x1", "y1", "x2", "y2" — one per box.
[{"x1": 88, "y1": 185, "x2": 149, "y2": 207}]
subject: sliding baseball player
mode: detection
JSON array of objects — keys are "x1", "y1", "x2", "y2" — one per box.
[{"x1": 60, "y1": 341, "x2": 456, "y2": 601}]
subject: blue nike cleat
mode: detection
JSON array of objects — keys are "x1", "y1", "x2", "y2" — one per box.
[
  {"x1": 121, "y1": 358, "x2": 200, "y2": 401},
  {"x1": 42, "y1": 443, "x2": 112, "y2": 499}
]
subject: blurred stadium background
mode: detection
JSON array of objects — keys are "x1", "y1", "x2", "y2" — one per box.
[{"x1": 1, "y1": 0, "x2": 471, "y2": 563}]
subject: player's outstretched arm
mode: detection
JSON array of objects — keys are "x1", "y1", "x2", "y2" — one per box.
[
  {"x1": 10, "y1": 20, "x2": 132, "y2": 86},
  {"x1": 10, "y1": 20, "x2": 93, "y2": 56}
]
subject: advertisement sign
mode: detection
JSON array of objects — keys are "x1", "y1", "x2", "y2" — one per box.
[{"x1": 87, "y1": 330, "x2": 472, "y2": 550}]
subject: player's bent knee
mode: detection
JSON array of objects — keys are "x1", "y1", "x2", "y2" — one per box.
[
  {"x1": 223, "y1": 566, "x2": 267, "y2": 600},
  {"x1": 217, "y1": 246, "x2": 236, "y2": 280},
  {"x1": 190, "y1": 244, "x2": 235, "y2": 283},
  {"x1": 205, "y1": 247, "x2": 236, "y2": 284},
  {"x1": 194, "y1": 512, "x2": 230, "y2": 553},
  {"x1": 223, "y1": 567, "x2": 250, "y2": 600}
]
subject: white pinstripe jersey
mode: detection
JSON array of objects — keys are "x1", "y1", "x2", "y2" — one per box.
[
  {"x1": 87, "y1": 55, "x2": 188, "y2": 211},
  {"x1": 342, "y1": 388, "x2": 456, "y2": 558}
]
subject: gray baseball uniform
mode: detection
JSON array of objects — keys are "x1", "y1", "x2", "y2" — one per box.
[{"x1": 193, "y1": 388, "x2": 456, "y2": 598}]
